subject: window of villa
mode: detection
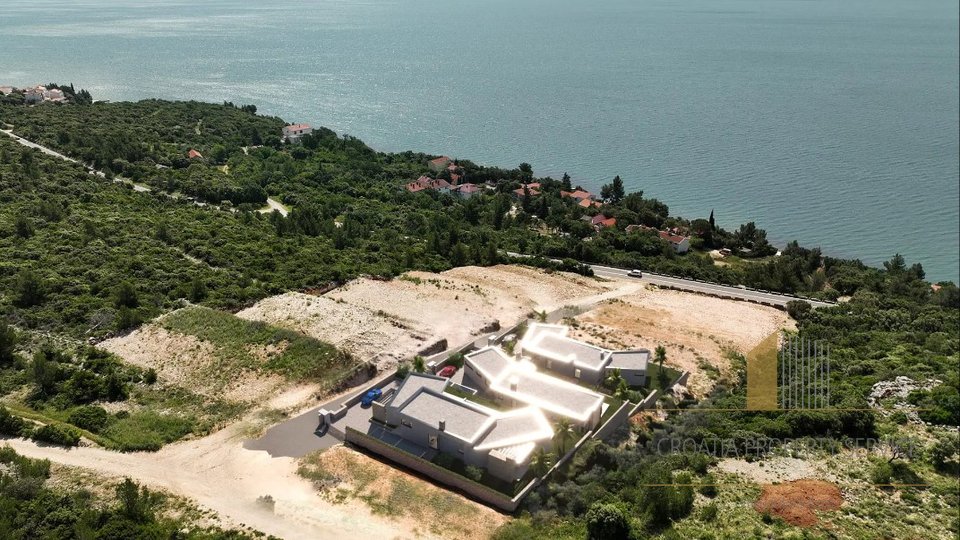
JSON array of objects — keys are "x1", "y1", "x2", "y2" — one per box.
[
  {"x1": 574, "y1": 368, "x2": 581, "y2": 379},
  {"x1": 401, "y1": 419, "x2": 412, "y2": 428}
]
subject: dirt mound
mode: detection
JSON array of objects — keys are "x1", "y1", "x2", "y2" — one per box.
[
  {"x1": 754, "y1": 479, "x2": 843, "y2": 527},
  {"x1": 570, "y1": 288, "x2": 787, "y2": 397}
]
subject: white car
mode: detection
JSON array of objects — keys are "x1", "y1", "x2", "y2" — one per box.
[{"x1": 627, "y1": 269, "x2": 643, "y2": 278}]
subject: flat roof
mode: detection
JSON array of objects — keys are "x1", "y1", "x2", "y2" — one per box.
[
  {"x1": 528, "y1": 333, "x2": 610, "y2": 371},
  {"x1": 607, "y1": 349, "x2": 650, "y2": 371},
  {"x1": 491, "y1": 369, "x2": 604, "y2": 423},
  {"x1": 390, "y1": 373, "x2": 450, "y2": 409},
  {"x1": 399, "y1": 390, "x2": 493, "y2": 442},
  {"x1": 465, "y1": 347, "x2": 512, "y2": 381},
  {"x1": 475, "y1": 407, "x2": 553, "y2": 451}
]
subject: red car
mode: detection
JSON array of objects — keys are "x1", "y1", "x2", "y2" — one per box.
[{"x1": 437, "y1": 365, "x2": 457, "y2": 378}]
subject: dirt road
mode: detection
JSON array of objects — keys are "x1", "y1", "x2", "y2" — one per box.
[{"x1": 5, "y1": 424, "x2": 414, "y2": 540}]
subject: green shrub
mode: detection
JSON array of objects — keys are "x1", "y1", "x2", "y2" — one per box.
[
  {"x1": 465, "y1": 465, "x2": 484, "y2": 482},
  {"x1": 68, "y1": 405, "x2": 109, "y2": 433},
  {"x1": 785, "y1": 300, "x2": 812, "y2": 320},
  {"x1": 871, "y1": 461, "x2": 893, "y2": 486},
  {"x1": 699, "y1": 474, "x2": 718, "y2": 497},
  {"x1": 395, "y1": 363, "x2": 411, "y2": 379},
  {"x1": 585, "y1": 502, "x2": 630, "y2": 540},
  {"x1": 32, "y1": 423, "x2": 81, "y2": 447},
  {"x1": 101, "y1": 411, "x2": 195, "y2": 452},
  {"x1": 701, "y1": 502, "x2": 718, "y2": 522},
  {"x1": 0, "y1": 406, "x2": 31, "y2": 437}
]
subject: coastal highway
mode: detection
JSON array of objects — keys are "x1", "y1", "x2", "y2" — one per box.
[{"x1": 504, "y1": 252, "x2": 835, "y2": 309}]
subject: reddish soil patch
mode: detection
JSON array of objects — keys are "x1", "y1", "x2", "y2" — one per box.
[{"x1": 754, "y1": 479, "x2": 843, "y2": 527}]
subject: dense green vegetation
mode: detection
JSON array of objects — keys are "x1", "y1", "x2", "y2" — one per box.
[{"x1": 0, "y1": 446, "x2": 259, "y2": 538}]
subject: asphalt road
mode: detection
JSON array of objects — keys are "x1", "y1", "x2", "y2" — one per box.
[{"x1": 504, "y1": 251, "x2": 833, "y2": 309}]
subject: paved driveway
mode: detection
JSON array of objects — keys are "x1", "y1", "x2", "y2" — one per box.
[{"x1": 244, "y1": 379, "x2": 399, "y2": 458}]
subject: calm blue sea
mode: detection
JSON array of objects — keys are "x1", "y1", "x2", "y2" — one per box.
[{"x1": 1, "y1": 0, "x2": 957, "y2": 281}]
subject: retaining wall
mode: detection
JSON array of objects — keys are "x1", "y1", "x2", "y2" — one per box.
[{"x1": 592, "y1": 401, "x2": 634, "y2": 441}]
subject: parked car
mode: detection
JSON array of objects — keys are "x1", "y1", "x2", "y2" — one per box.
[
  {"x1": 360, "y1": 388, "x2": 382, "y2": 407},
  {"x1": 437, "y1": 365, "x2": 457, "y2": 378},
  {"x1": 627, "y1": 269, "x2": 643, "y2": 278}
]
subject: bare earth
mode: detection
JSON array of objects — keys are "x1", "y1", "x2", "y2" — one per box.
[
  {"x1": 99, "y1": 321, "x2": 291, "y2": 404},
  {"x1": 302, "y1": 445, "x2": 508, "y2": 540},
  {"x1": 238, "y1": 265, "x2": 628, "y2": 370},
  {"x1": 569, "y1": 287, "x2": 788, "y2": 396}
]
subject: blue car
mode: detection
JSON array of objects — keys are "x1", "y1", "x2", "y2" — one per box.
[{"x1": 360, "y1": 388, "x2": 382, "y2": 407}]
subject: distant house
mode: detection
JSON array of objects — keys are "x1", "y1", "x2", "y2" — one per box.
[
  {"x1": 625, "y1": 224, "x2": 690, "y2": 253},
  {"x1": 0, "y1": 86, "x2": 16, "y2": 96},
  {"x1": 43, "y1": 88, "x2": 66, "y2": 103},
  {"x1": 561, "y1": 189, "x2": 595, "y2": 202},
  {"x1": 23, "y1": 87, "x2": 44, "y2": 104},
  {"x1": 282, "y1": 123, "x2": 313, "y2": 143},
  {"x1": 187, "y1": 149, "x2": 203, "y2": 159},
  {"x1": 658, "y1": 230, "x2": 690, "y2": 253},
  {"x1": 405, "y1": 175, "x2": 451, "y2": 194},
  {"x1": 578, "y1": 198, "x2": 601, "y2": 209},
  {"x1": 454, "y1": 183, "x2": 481, "y2": 199},
  {"x1": 512, "y1": 183, "x2": 541, "y2": 199},
  {"x1": 589, "y1": 214, "x2": 616, "y2": 229},
  {"x1": 375, "y1": 373, "x2": 554, "y2": 483},
  {"x1": 428, "y1": 156, "x2": 453, "y2": 172}
]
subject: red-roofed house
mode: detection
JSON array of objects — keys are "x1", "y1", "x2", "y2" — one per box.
[
  {"x1": 658, "y1": 230, "x2": 690, "y2": 253},
  {"x1": 562, "y1": 189, "x2": 595, "y2": 202},
  {"x1": 512, "y1": 183, "x2": 541, "y2": 199},
  {"x1": 590, "y1": 214, "x2": 617, "y2": 229},
  {"x1": 428, "y1": 156, "x2": 453, "y2": 172},
  {"x1": 405, "y1": 175, "x2": 451, "y2": 194},
  {"x1": 578, "y1": 198, "x2": 601, "y2": 209},
  {"x1": 282, "y1": 123, "x2": 313, "y2": 143},
  {"x1": 454, "y1": 183, "x2": 481, "y2": 199},
  {"x1": 187, "y1": 149, "x2": 203, "y2": 159}
]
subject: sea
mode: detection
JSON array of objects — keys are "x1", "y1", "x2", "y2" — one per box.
[{"x1": 1, "y1": 0, "x2": 957, "y2": 281}]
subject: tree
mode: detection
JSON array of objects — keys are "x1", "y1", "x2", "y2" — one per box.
[
  {"x1": 412, "y1": 356, "x2": 426, "y2": 373},
  {"x1": 585, "y1": 503, "x2": 631, "y2": 540},
  {"x1": 785, "y1": 300, "x2": 812, "y2": 321},
  {"x1": 611, "y1": 175, "x2": 625, "y2": 203},
  {"x1": 189, "y1": 276, "x2": 207, "y2": 302},
  {"x1": 655, "y1": 345, "x2": 668, "y2": 388},
  {"x1": 708, "y1": 209, "x2": 715, "y2": 230},
  {"x1": 0, "y1": 323, "x2": 16, "y2": 365},
  {"x1": 14, "y1": 214, "x2": 33, "y2": 238},
  {"x1": 31, "y1": 352, "x2": 58, "y2": 397},
  {"x1": 655, "y1": 345, "x2": 666, "y2": 368},
  {"x1": 116, "y1": 478, "x2": 154, "y2": 523},
  {"x1": 530, "y1": 448, "x2": 554, "y2": 476},
  {"x1": 554, "y1": 418, "x2": 577, "y2": 455},
  {"x1": 114, "y1": 281, "x2": 139, "y2": 309},
  {"x1": 14, "y1": 269, "x2": 44, "y2": 307}
]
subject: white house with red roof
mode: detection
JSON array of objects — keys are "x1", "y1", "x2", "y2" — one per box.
[{"x1": 282, "y1": 123, "x2": 313, "y2": 143}]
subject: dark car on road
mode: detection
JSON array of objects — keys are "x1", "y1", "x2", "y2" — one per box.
[
  {"x1": 437, "y1": 365, "x2": 457, "y2": 378},
  {"x1": 360, "y1": 388, "x2": 382, "y2": 407}
]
